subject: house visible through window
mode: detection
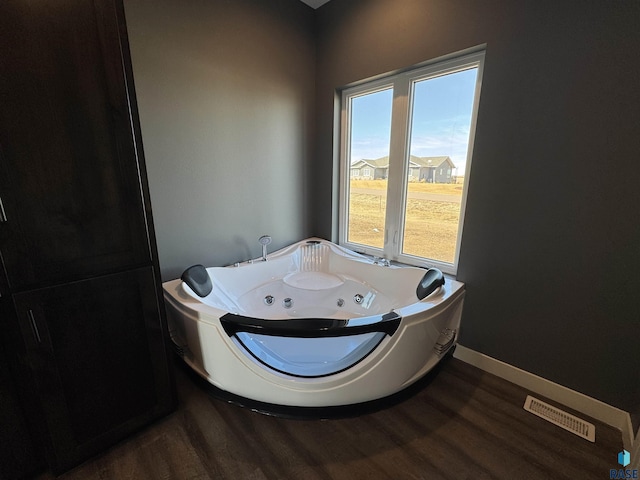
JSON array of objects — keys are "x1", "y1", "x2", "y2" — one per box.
[{"x1": 338, "y1": 50, "x2": 484, "y2": 274}]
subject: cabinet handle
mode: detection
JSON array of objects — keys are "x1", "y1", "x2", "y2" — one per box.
[
  {"x1": 0, "y1": 196, "x2": 6, "y2": 222},
  {"x1": 27, "y1": 309, "x2": 42, "y2": 344}
]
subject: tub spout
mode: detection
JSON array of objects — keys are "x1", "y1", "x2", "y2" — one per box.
[
  {"x1": 373, "y1": 256, "x2": 390, "y2": 267},
  {"x1": 258, "y1": 235, "x2": 272, "y2": 261}
]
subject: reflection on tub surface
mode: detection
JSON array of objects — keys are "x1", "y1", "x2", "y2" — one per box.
[{"x1": 162, "y1": 238, "x2": 465, "y2": 407}]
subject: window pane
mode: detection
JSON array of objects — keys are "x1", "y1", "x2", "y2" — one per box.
[
  {"x1": 402, "y1": 67, "x2": 478, "y2": 263},
  {"x1": 347, "y1": 88, "x2": 393, "y2": 249}
]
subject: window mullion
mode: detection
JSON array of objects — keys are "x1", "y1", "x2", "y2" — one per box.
[{"x1": 384, "y1": 76, "x2": 411, "y2": 261}]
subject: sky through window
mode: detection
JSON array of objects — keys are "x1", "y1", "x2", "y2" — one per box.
[{"x1": 350, "y1": 68, "x2": 477, "y2": 176}]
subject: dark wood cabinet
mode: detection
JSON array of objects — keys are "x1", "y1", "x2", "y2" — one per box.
[
  {"x1": 13, "y1": 268, "x2": 173, "y2": 473},
  {"x1": 0, "y1": 310, "x2": 43, "y2": 480},
  {"x1": 0, "y1": 0, "x2": 175, "y2": 475},
  {"x1": 0, "y1": 0, "x2": 151, "y2": 291}
]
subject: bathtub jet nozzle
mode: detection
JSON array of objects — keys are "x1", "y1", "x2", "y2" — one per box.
[{"x1": 259, "y1": 235, "x2": 272, "y2": 261}]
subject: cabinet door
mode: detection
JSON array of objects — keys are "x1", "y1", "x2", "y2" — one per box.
[
  {"x1": 0, "y1": 322, "x2": 44, "y2": 480},
  {"x1": 13, "y1": 268, "x2": 174, "y2": 474},
  {"x1": 0, "y1": 0, "x2": 151, "y2": 291}
]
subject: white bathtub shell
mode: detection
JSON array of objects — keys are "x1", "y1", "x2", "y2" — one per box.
[{"x1": 162, "y1": 238, "x2": 465, "y2": 407}]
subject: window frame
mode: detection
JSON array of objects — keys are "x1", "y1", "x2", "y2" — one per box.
[{"x1": 337, "y1": 50, "x2": 485, "y2": 275}]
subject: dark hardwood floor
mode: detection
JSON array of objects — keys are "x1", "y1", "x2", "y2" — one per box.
[{"x1": 36, "y1": 355, "x2": 622, "y2": 479}]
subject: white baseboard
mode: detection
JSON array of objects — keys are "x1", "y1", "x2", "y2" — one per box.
[{"x1": 454, "y1": 344, "x2": 634, "y2": 450}]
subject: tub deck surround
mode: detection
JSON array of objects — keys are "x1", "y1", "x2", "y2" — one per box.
[{"x1": 163, "y1": 238, "x2": 465, "y2": 407}]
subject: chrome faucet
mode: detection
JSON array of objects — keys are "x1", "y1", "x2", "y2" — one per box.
[
  {"x1": 258, "y1": 235, "x2": 272, "y2": 261},
  {"x1": 373, "y1": 256, "x2": 390, "y2": 267}
]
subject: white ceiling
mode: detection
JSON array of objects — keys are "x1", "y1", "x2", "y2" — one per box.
[{"x1": 299, "y1": 0, "x2": 332, "y2": 9}]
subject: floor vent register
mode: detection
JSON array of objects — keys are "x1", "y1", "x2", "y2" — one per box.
[{"x1": 523, "y1": 395, "x2": 596, "y2": 442}]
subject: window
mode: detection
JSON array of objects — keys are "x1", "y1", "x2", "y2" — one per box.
[{"x1": 338, "y1": 50, "x2": 484, "y2": 274}]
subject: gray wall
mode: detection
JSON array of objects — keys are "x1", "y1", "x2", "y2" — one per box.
[
  {"x1": 314, "y1": 0, "x2": 640, "y2": 420},
  {"x1": 124, "y1": 0, "x2": 639, "y2": 423},
  {"x1": 124, "y1": 0, "x2": 315, "y2": 280}
]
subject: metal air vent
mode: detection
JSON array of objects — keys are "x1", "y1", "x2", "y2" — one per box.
[{"x1": 523, "y1": 395, "x2": 595, "y2": 442}]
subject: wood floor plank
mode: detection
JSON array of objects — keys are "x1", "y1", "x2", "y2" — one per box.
[{"x1": 34, "y1": 356, "x2": 623, "y2": 479}]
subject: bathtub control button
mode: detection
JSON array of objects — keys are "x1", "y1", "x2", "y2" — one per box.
[
  {"x1": 337, "y1": 298, "x2": 344, "y2": 307},
  {"x1": 354, "y1": 294, "x2": 364, "y2": 305},
  {"x1": 283, "y1": 298, "x2": 293, "y2": 309},
  {"x1": 264, "y1": 295, "x2": 275, "y2": 306}
]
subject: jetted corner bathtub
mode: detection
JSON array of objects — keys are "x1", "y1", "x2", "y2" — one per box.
[{"x1": 162, "y1": 238, "x2": 465, "y2": 408}]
